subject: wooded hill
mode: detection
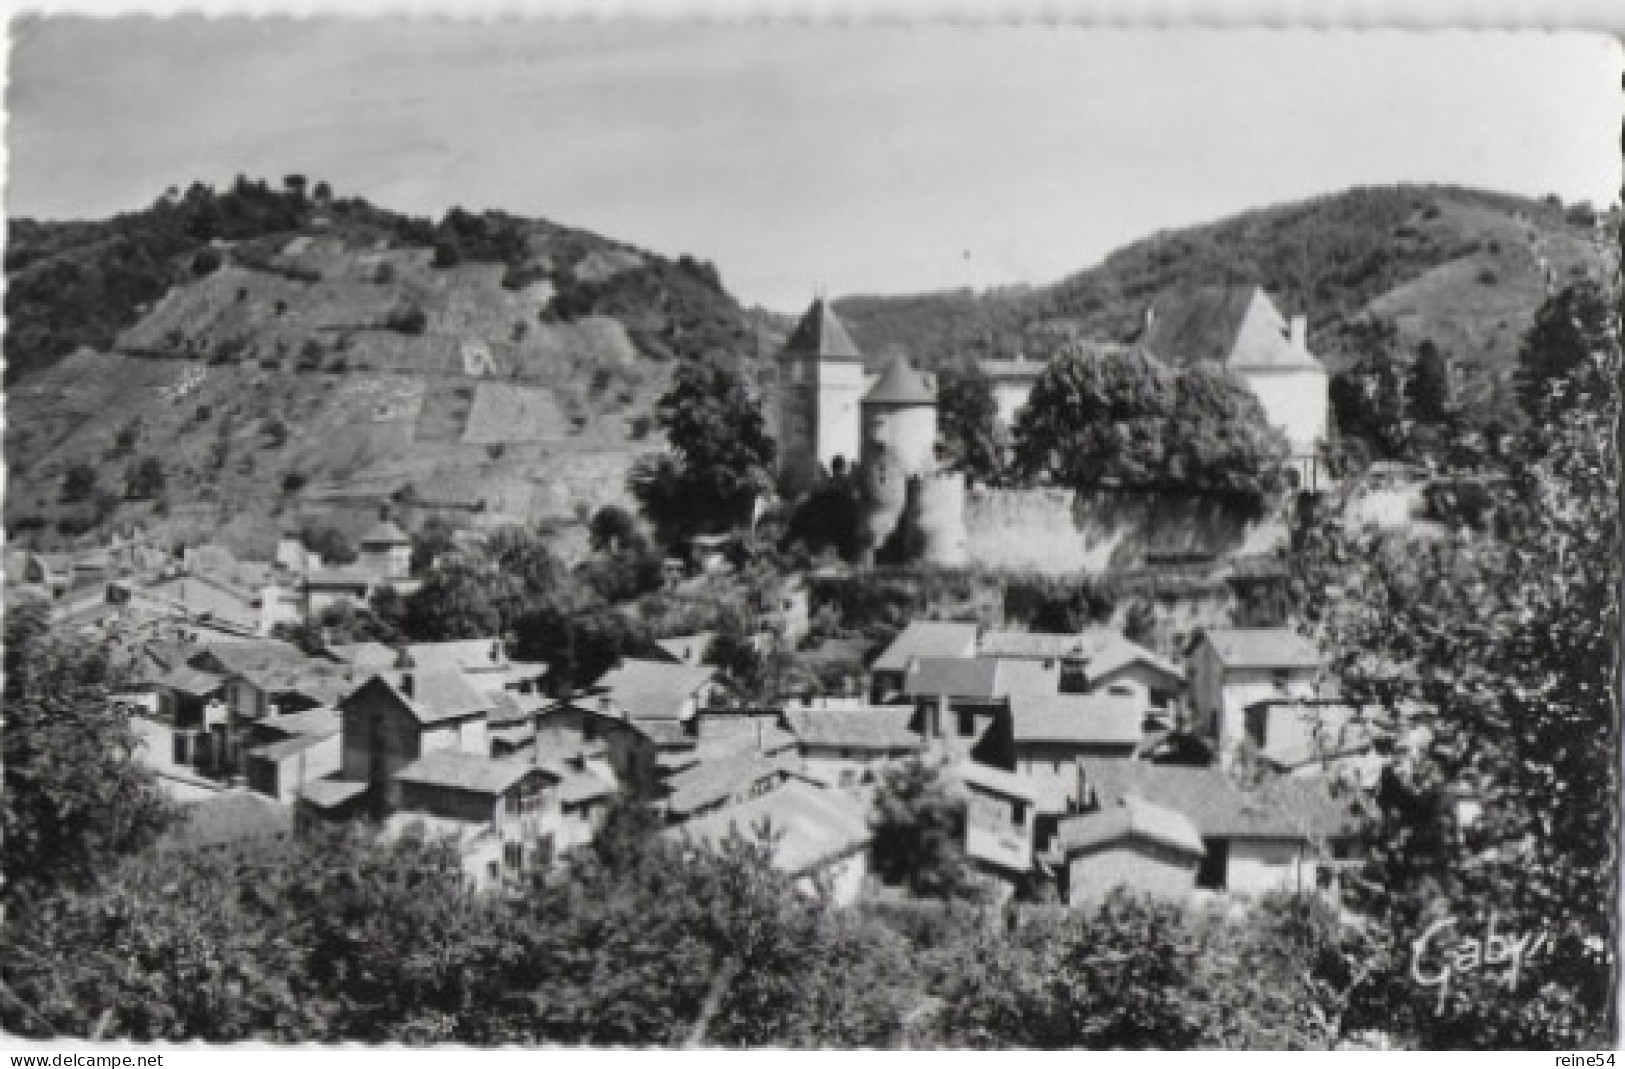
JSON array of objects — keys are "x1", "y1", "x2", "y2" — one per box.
[
  {"x1": 5, "y1": 178, "x2": 782, "y2": 555},
  {"x1": 836, "y1": 184, "x2": 1610, "y2": 427}
]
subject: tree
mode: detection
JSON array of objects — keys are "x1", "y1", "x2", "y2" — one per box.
[
  {"x1": 936, "y1": 359, "x2": 1005, "y2": 484},
  {"x1": 1, "y1": 628, "x2": 174, "y2": 909},
  {"x1": 123, "y1": 456, "x2": 165, "y2": 501},
  {"x1": 410, "y1": 515, "x2": 458, "y2": 575},
  {"x1": 869, "y1": 758, "x2": 978, "y2": 899},
  {"x1": 1010, "y1": 345, "x2": 1286, "y2": 507},
  {"x1": 629, "y1": 356, "x2": 776, "y2": 545},
  {"x1": 782, "y1": 466, "x2": 867, "y2": 563},
  {"x1": 60, "y1": 462, "x2": 99, "y2": 504},
  {"x1": 299, "y1": 520, "x2": 357, "y2": 565},
  {"x1": 402, "y1": 552, "x2": 526, "y2": 642},
  {"x1": 1406, "y1": 341, "x2": 1453, "y2": 424},
  {"x1": 589, "y1": 505, "x2": 643, "y2": 555},
  {"x1": 1289, "y1": 292, "x2": 1618, "y2": 1047},
  {"x1": 1514, "y1": 280, "x2": 1613, "y2": 426}
]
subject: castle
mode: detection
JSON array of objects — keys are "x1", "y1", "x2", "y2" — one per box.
[
  {"x1": 777, "y1": 299, "x2": 967, "y2": 566},
  {"x1": 776, "y1": 287, "x2": 1329, "y2": 571}
]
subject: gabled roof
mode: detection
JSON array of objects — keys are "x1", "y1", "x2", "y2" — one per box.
[
  {"x1": 663, "y1": 748, "x2": 804, "y2": 818},
  {"x1": 1142, "y1": 286, "x2": 1322, "y2": 372},
  {"x1": 594, "y1": 659, "x2": 717, "y2": 720},
  {"x1": 159, "y1": 664, "x2": 229, "y2": 697},
  {"x1": 359, "y1": 520, "x2": 411, "y2": 547},
  {"x1": 667, "y1": 779, "x2": 872, "y2": 876},
  {"x1": 1073, "y1": 627, "x2": 1185, "y2": 685},
  {"x1": 1053, "y1": 795, "x2": 1206, "y2": 858},
  {"x1": 393, "y1": 750, "x2": 552, "y2": 796},
  {"x1": 783, "y1": 706, "x2": 923, "y2": 751},
  {"x1": 343, "y1": 671, "x2": 494, "y2": 725},
  {"x1": 248, "y1": 732, "x2": 335, "y2": 763},
  {"x1": 1006, "y1": 693, "x2": 1143, "y2": 747},
  {"x1": 904, "y1": 656, "x2": 1003, "y2": 699},
  {"x1": 400, "y1": 639, "x2": 507, "y2": 674},
  {"x1": 954, "y1": 761, "x2": 1072, "y2": 816},
  {"x1": 977, "y1": 630, "x2": 1088, "y2": 660},
  {"x1": 191, "y1": 637, "x2": 310, "y2": 678},
  {"x1": 298, "y1": 776, "x2": 369, "y2": 809},
  {"x1": 873, "y1": 621, "x2": 980, "y2": 673},
  {"x1": 781, "y1": 298, "x2": 865, "y2": 363},
  {"x1": 862, "y1": 355, "x2": 936, "y2": 406},
  {"x1": 1195, "y1": 628, "x2": 1322, "y2": 671},
  {"x1": 327, "y1": 641, "x2": 400, "y2": 670},
  {"x1": 1080, "y1": 758, "x2": 1364, "y2": 841}
]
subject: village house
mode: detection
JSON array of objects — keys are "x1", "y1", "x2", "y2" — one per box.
[
  {"x1": 782, "y1": 704, "x2": 923, "y2": 789},
  {"x1": 531, "y1": 698, "x2": 661, "y2": 795},
  {"x1": 244, "y1": 706, "x2": 343, "y2": 804},
  {"x1": 1187, "y1": 627, "x2": 1323, "y2": 757},
  {"x1": 659, "y1": 745, "x2": 814, "y2": 824},
  {"x1": 1244, "y1": 698, "x2": 1395, "y2": 789},
  {"x1": 954, "y1": 760, "x2": 1074, "y2": 885},
  {"x1": 1005, "y1": 692, "x2": 1144, "y2": 800},
  {"x1": 869, "y1": 620, "x2": 979, "y2": 701},
  {"x1": 356, "y1": 518, "x2": 413, "y2": 581},
  {"x1": 1081, "y1": 758, "x2": 1363, "y2": 896},
  {"x1": 1048, "y1": 794, "x2": 1208, "y2": 905},
  {"x1": 591, "y1": 658, "x2": 721, "y2": 723},
  {"x1": 977, "y1": 353, "x2": 1047, "y2": 431},
  {"x1": 335, "y1": 670, "x2": 495, "y2": 813},
  {"x1": 385, "y1": 749, "x2": 561, "y2": 888},
  {"x1": 667, "y1": 779, "x2": 874, "y2": 906}
]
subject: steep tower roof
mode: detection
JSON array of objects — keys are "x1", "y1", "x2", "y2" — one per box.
[
  {"x1": 862, "y1": 355, "x2": 935, "y2": 406},
  {"x1": 781, "y1": 298, "x2": 865, "y2": 363}
]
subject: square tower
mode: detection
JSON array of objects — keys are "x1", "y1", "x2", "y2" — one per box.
[{"x1": 778, "y1": 298, "x2": 868, "y2": 494}]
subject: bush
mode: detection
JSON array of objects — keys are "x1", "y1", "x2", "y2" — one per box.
[
  {"x1": 191, "y1": 247, "x2": 222, "y2": 275},
  {"x1": 385, "y1": 303, "x2": 427, "y2": 335},
  {"x1": 1477, "y1": 267, "x2": 1499, "y2": 286},
  {"x1": 124, "y1": 457, "x2": 166, "y2": 501},
  {"x1": 60, "y1": 463, "x2": 99, "y2": 504},
  {"x1": 281, "y1": 471, "x2": 307, "y2": 496}
]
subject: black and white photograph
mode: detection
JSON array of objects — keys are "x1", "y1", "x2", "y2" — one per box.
[{"x1": 1, "y1": 6, "x2": 1620, "y2": 1053}]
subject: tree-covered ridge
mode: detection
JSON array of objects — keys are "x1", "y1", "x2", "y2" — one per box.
[{"x1": 5, "y1": 176, "x2": 754, "y2": 385}]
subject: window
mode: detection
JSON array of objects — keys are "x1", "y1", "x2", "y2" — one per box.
[
  {"x1": 957, "y1": 710, "x2": 975, "y2": 737},
  {"x1": 582, "y1": 717, "x2": 596, "y2": 742},
  {"x1": 504, "y1": 842, "x2": 524, "y2": 871},
  {"x1": 1011, "y1": 801, "x2": 1028, "y2": 829}
]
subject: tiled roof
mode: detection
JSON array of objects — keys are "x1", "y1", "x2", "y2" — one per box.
[
  {"x1": 193, "y1": 637, "x2": 310, "y2": 677},
  {"x1": 863, "y1": 355, "x2": 935, "y2": 406},
  {"x1": 159, "y1": 664, "x2": 228, "y2": 697},
  {"x1": 1197, "y1": 628, "x2": 1322, "y2": 671},
  {"x1": 1007, "y1": 693, "x2": 1143, "y2": 747},
  {"x1": 781, "y1": 299, "x2": 864, "y2": 363},
  {"x1": 327, "y1": 641, "x2": 399, "y2": 669},
  {"x1": 1073, "y1": 627, "x2": 1185, "y2": 684},
  {"x1": 595, "y1": 659, "x2": 716, "y2": 719},
  {"x1": 401, "y1": 640, "x2": 507, "y2": 674},
  {"x1": 977, "y1": 630, "x2": 1088, "y2": 660},
  {"x1": 667, "y1": 779, "x2": 872, "y2": 875},
  {"x1": 344, "y1": 671, "x2": 494, "y2": 725},
  {"x1": 954, "y1": 761, "x2": 1041, "y2": 803},
  {"x1": 783, "y1": 706, "x2": 922, "y2": 751},
  {"x1": 393, "y1": 750, "x2": 549, "y2": 796},
  {"x1": 904, "y1": 656, "x2": 1003, "y2": 698},
  {"x1": 1080, "y1": 758, "x2": 1364, "y2": 841},
  {"x1": 664, "y1": 748, "x2": 804, "y2": 818},
  {"x1": 298, "y1": 777, "x2": 369, "y2": 809},
  {"x1": 1052, "y1": 795, "x2": 1206, "y2": 858},
  {"x1": 872, "y1": 620, "x2": 979, "y2": 673}
]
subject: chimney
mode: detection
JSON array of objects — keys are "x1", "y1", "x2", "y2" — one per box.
[{"x1": 1289, "y1": 316, "x2": 1308, "y2": 351}]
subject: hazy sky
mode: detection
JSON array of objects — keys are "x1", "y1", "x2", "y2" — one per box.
[{"x1": 7, "y1": 19, "x2": 1619, "y2": 310}]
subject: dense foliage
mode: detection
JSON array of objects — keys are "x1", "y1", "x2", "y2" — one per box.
[
  {"x1": 630, "y1": 356, "x2": 777, "y2": 544},
  {"x1": 1290, "y1": 280, "x2": 1619, "y2": 1047},
  {"x1": 935, "y1": 359, "x2": 1006, "y2": 485},
  {"x1": 1010, "y1": 345, "x2": 1288, "y2": 505}
]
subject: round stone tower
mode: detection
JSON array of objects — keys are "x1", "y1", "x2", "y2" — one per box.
[{"x1": 860, "y1": 355, "x2": 939, "y2": 550}]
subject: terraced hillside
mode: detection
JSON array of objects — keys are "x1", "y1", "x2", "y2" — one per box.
[{"x1": 5, "y1": 179, "x2": 781, "y2": 556}]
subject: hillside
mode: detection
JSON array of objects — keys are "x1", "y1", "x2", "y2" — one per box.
[
  {"x1": 836, "y1": 184, "x2": 1610, "y2": 423},
  {"x1": 5, "y1": 178, "x2": 775, "y2": 556}
]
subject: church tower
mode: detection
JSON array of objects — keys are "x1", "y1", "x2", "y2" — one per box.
[{"x1": 777, "y1": 298, "x2": 868, "y2": 496}]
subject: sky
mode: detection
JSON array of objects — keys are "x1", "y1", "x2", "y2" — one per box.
[{"x1": 6, "y1": 19, "x2": 1620, "y2": 311}]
